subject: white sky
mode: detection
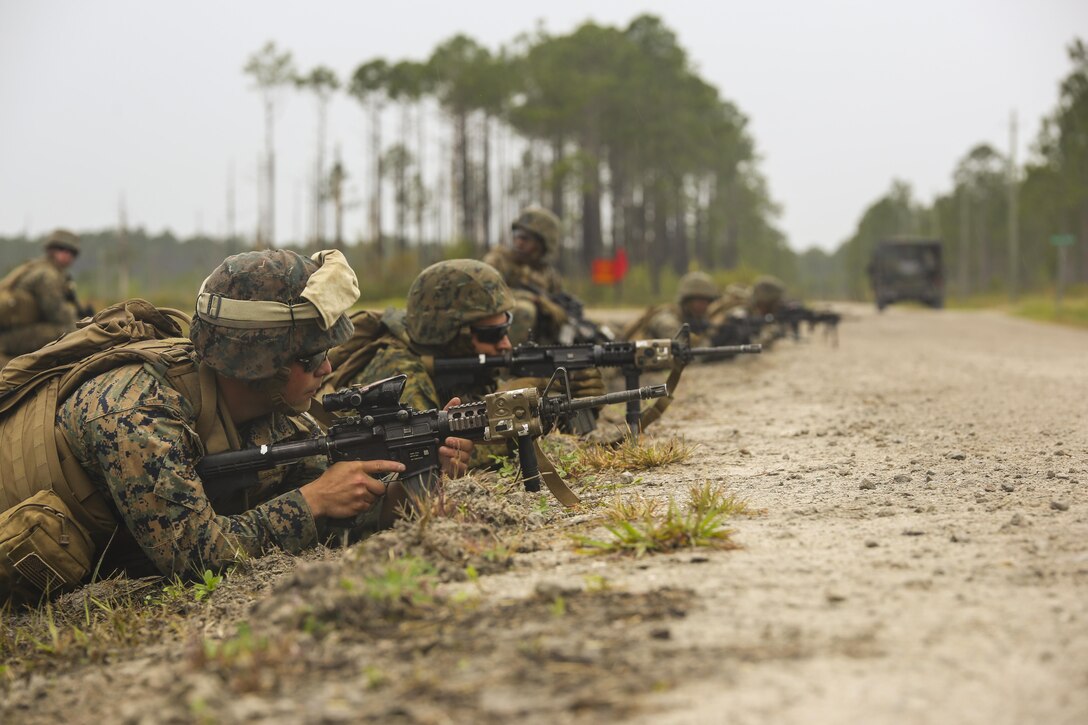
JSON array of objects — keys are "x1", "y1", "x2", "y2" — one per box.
[{"x1": 2, "y1": 0, "x2": 1085, "y2": 253}]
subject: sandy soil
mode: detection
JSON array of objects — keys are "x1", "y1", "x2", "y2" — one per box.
[{"x1": 3, "y1": 304, "x2": 1086, "y2": 724}]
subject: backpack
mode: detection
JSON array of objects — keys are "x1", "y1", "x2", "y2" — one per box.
[
  {"x1": 324, "y1": 309, "x2": 389, "y2": 392},
  {"x1": 0, "y1": 259, "x2": 42, "y2": 329},
  {"x1": 0, "y1": 299, "x2": 235, "y2": 605}
]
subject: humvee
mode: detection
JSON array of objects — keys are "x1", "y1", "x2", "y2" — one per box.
[{"x1": 868, "y1": 238, "x2": 943, "y2": 310}]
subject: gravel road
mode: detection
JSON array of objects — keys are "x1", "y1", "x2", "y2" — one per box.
[{"x1": 618, "y1": 303, "x2": 1088, "y2": 724}]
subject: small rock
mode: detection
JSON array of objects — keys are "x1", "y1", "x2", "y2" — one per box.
[
  {"x1": 1010, "y1": 513, "x2": 1024, "y2": 526},
  {"x1": 650, "y1": 627, "x2": 672, "y2": 640},
  {"x1": 690, "y1": 556, "x2": 709, "y2": 563},
  {"x1": 950, "y1": 533, "x2": 969, "y2": 543},
  {"x1": 893, "y1": 474, "x2": 911, "y2": 484},
  {"x1": 902, "y1": 529, "x2": 925, "y2": 536},
  {"x1": 1001, "y1": 483, "x2": 1015, "y2": 492},
  {"x1": 948, "y1": 452, "x2": 966, "y2": 461},
  {"x1": 620, "y1": 472, "x2": 635, "y2": 484},
  {"x1": 876, "y1": 510, "x2": 895, "y2": 517},
  {"x1": 864, "y1": 540, "x2": 879, "y2": 548},
  {"x1": 1047, "y1": 470, "x2": 1056, "y2": 479},
  {"x1": 1050, "y1": 500, "x2": 1070, "y2": 512},
  {"x1": 826, "y1": 593, "x2": 846, "y2": 604},
  {"x1": 859, "y1": 479, "x2": 876, "y2": 490}
]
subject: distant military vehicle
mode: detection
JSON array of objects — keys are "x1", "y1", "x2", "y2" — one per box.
[{"x1": 868, "y1": 238, "x2": 943, "y2": 310}]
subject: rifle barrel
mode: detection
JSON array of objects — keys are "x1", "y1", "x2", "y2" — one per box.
[
  {"x1": 690, "y1": 344, "x2": 762, "y2": 355},
  {"x1": 556, "y1": 384, "x2": 669, "y2": 414}
]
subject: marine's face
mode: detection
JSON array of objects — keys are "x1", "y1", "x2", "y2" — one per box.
[
  {"x1": 512, "y1": 231, "x2": 543, "y2": 264},
  {"x1": 48, "y1": 248, "x2": 76, "y2": 270},
  {"x1": 470, "y1": 311, "x2": 513, "y2": 355},
  {"x1": 684, "y1": 298, "x2": 712, "y2": 320},
  {"x1": 282, "y1": 351, "x2": 333, "y2": 406}
]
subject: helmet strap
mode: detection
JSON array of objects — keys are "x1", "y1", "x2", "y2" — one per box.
[{"x1": 247, "y1": 366, "x2": 313, "y2": 416}]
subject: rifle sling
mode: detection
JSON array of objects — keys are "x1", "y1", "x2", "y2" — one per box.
[
  {"x1": 638, "y1": 363, "x2": 685, "y2": 432},
  {"x1": 533, "y1": 438, "x2": 580, "y2": 507}
]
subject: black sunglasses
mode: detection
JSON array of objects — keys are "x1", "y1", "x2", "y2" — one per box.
[
  {"x1": 470, "y1": 312, "x2": 513, "y2": 344},
  {"x1": 294, "y1": 349, "x2": 329, "y2": 373}
]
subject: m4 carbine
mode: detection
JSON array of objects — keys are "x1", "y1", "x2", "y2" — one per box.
[
  {"x1": 431, "y1": 325, "x2": 760, "y2": 437},
  {"x1": 196, "y1": 374, "x2": 668, "y2": 510}
]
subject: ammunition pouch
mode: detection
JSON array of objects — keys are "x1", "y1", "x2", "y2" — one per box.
[{"x1": 0, "y1": 489, "x2": 94, "y2": 607}]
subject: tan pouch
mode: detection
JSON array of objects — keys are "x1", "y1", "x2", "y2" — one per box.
[{"x1": 0, "y1": 489, "x2": 95, "y2": 606}]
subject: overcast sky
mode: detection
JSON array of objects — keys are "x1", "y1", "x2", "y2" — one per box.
[{"x1": 2, "y1": 0, "x2": 1086, "y2": 253}]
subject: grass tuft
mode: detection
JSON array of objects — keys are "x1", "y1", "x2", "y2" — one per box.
[
  {"x1": 571, "y1": 481, "x2": 748, "y2": 557},
  {"x1": 575, "y1": 436, "x2": 696, "y2": 472}
]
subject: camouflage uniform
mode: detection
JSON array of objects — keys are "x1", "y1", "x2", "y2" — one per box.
[
  {"x1": 626, "y1": 272, "x2": 721, "y2": 343},
  {"x1": 53, "y1": 249, "x2": 360, "y2": 578},
  {"x1": 482, "y1": 206, "x2": 566, "y2": 345},
  {"x1": 0, "y1": 258, "x2": 80, "y2": 359},
  {"x1": 705, "y1": 276, "x2": 787, "y2": 348},
  {"x1": 56, "y1": 353, "x2": 327, "y2": 577},
  {"x1": 338, "y1": 260, "x2": 516, "y2": 470},
  {"x1": 350, "y1": 327, "x2": 506, "y2": 470}
]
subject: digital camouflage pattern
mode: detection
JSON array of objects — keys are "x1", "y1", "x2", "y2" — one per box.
[
  {"x1": 190, "y1": 250, "x2": 354, "y2": 380},
  {"x1": 0, "y1": 257, "x2": 79, "y2": 358},
  {"x1": 56, "y1": 358, "x2": 329, "y2": 577},
  {"x1": 404, "y1": 259, "x2": 514, "y2": 347},
  {"x1": 511, "y1": 205, "x2": 561, "y2": 254}
]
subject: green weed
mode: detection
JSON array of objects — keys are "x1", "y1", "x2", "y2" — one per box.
[
  {"x1": 193, "y1": 569, "x2": 224, "y2": 602},
  {"x1": 572, "y1": 481, "x2": 747, "y2": 557}
]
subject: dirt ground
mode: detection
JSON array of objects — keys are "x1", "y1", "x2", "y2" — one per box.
[{"x1": 3, "y1": 303, "x2": 1087, "y2": 724}]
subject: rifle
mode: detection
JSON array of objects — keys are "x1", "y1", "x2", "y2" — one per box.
[
  {"x1": 195, "y1": 374, "x2": 668, "y2": 511},
  {"x1": 517, "y1": 282, "x2": 615, "y2": 344},
  {"x1": 430, "y1": 325, "x2": 760, "y2": 438},
  {"x1": 770, "y1": 303, "x2": 840, "y2": 346}
]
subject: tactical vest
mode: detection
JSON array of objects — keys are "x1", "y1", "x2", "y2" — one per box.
[
  {"x1": 0, "y1": 300, "x2": 240, "y2": 542},
  {"x1": 0, "y1": 259, "x2": 44, "y2": 329}
]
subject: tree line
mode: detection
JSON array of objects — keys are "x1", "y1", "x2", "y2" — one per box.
[
  {"x1": 244, "y1": 14, "x2": 794, "y2": 294},
  {"x1": 808, "y1": 39, "x2": 1088, "y2": 301}
]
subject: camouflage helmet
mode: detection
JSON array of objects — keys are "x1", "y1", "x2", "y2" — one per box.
[
  {"x1": 676, "y1": 271, "x2": 720, "y2": 305},
  {"x1": 45, "y1": 229, "x2": 80, "y2": 256},
  {"x1": 751, "y1": 275, "x2": 785, "y2": 310},
  {"x1": 190, "y1": 249, "x2": 357, "y2": 380},
  {"x1": 511, "y1": 205, "x2": 561, "y2": 254},
  {"x1": 405, "y1": 260, "x2": 514, "y2": 347}
]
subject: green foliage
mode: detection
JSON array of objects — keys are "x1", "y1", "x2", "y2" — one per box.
[
  {"x1": 361, "y1": 556, "x2": 437, "y2": 607},
  {"x1": 193, "y1": 570, "x2": 224, "y2": 602},
  {"x1": 826, "y1": 37, "x2": 1088, "y2": 300},
  {"x1": 0, "y1": 579, "x2": 191, "y2": 677},
  {"x1": 572, "y1": 481, "x2": 748, "y2": 557}
]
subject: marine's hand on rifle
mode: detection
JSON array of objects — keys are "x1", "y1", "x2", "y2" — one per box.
[
  {"x1": 439, "y1": 397, "x2": 474, "y2": 478},
  {"x1": 300, "y1": 459, "x2": 406, "y2": 519},
  {"x1": 568, "y1": 367, "x2": 606, "y2": 398}
]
